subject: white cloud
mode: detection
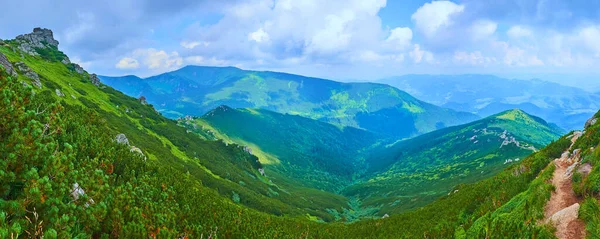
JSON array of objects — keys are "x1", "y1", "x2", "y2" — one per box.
[
  {"x1": 470, "y1": 20, "x2": 497, "y2": 41},
  {"x1": 578, "y1": 26, "x2": 600, "y2": 54},
  {"x1": 507, "y1": 25, "x2": 533, "y2": 39},
  {"x1": 411, "y1": 1, "x2": 465, "y2": 38},
  {"x1": 453, "y1": 51, "x2": 496, "y2": 65},
  {"x1": 124, "y1": 48, "x2": 183, "y2": 70},
  {"x1": 493, "y1": 41, "x2": 544, "y2": 67},
  {"x1": 181, "y1": 41, "x2": 209, "y2": 49},
  {"x1": 115, "y1": 57, "x2": 139, "y2": 69},
  {"x1": 248, "y1": 28, "x2": 270, "y2": 43},
  {"x1": 386, "y1": 27, "x2": 413, "y2": 50},
  {"x1": 410, "y1": 44, "x2": 434, "y2": 63}
]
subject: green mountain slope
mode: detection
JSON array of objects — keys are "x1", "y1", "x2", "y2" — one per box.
[
  {"x1": 0, "y1": 28, "x2": 355, "y2": 225},
  {"x1": 100, "y1": 66, "x2": 478, "y2": 138},
  {"x1": 343, "y1": 109, "x2": 564, "y2": 213},
  {"x1": 2, "y1": 28, "x2": 593, "y2": 239},
  {"x1": 179, "y1": 106, "x2": 382, "y2": 192},
  {"x1": 179, "y1": 102, "x2": 563, "y2": 217}
]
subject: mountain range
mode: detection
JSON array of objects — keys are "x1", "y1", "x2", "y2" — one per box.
[
  {"x1": 379, "y1": 74, "x2": 600, "y2": 131},
  {"x1": 100, "y1": 66, "x2": 478, "y2": 139},
  {"x1": 2, "y1": 28, "x2": 598, "y2": 238}
]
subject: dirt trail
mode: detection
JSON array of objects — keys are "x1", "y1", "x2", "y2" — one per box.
[{"x1": 543, "y1": 131, "x2": 585, "y2": 239}]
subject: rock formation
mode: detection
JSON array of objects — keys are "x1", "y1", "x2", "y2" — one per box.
[
  {"x1": 14, "y1": 62, "x2": 42, "y2": 88},
  {"x1": 15, "y1": 28, "x2": 59, "y2": 56},
  {"x1": 115, "y1": 133, "x2": 129, "y2": 145},
  {"x1": 90, "y1": 74, "x2": 101, "y2": 86},
  {"x1": 0, "y1": 53, "x2": 17, "y2": 78}
]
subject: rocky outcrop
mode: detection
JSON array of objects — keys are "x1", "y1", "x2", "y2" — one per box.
[
  {"x1": 585, "y1": 117, "x2": 597, "y2": 129},
  {"x1": 115, "y1": 134, "x2": 129, "y2": 145},
  {"x1": 0, "y1": 53, "x2": 17, "y2": 78},
  {"x1": 15, "y1": 28, "x2": 59, "y2": 56},
  {"x1": 73, "y1": 64, "x2": 85, "y2": 74},
  {"x1": 14, "y1": 62, "x2": 42, "y2": 88},
  {"x1": 139, "y1": 96, "x2": 148, "y2": 105},
  {"x1": 90, "y1": 74, "x2": 101, "y2": 86}
]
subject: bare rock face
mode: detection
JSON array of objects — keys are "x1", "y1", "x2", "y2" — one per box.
[
  {"x1": 55, "y1": 89, "x2": 64, "y2": 97},
  {"x1": 115, "y1": 133, "x2": 129, "y2": 145},
  {"x1": 0, "y1": 53, "x2": 17, "y2": 78},
  {"x1": 73, "y1": 64, "x2": 85, "y2": 74},
  {"x1": 90, "y1": 74, "x2": 101, "y2": 86},
  {"x1": 15, "y1": 28, "x2": 59, "y2": 56},
  {"x1": 14, "y1": 62, "x2": 42, "y2": 88},
  {"x1": 585, "y1": 117, "x2": 597, "y2": 129},
  {"x1": 139, "y1": 96, "x2": 148, "y2": 105}
]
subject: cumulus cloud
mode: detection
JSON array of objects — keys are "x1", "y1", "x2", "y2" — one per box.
[
  {"x1": 248, "y1": 28, "x2": 270, "y2": 43},
  {"x1": 411, "y1": 1, "x2": 465, "y2": 39},
  {"x1": 115, "y1": 57, "x2": 140, "y2": 69},
  {"x1": 469, "y1": 20, "x2": 497, "y2": 41},
  {"x1": 507, "y1": 25, "x2": 533, "y2": 39},
  {"x1": 410, "y1": 44, "x2": 434, "y2": 63},
  {"x1": 386, "y1": 27, "x2": 413, "y2": 50}
]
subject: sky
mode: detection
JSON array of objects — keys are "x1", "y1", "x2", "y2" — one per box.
[{"x1": 1, "y1": 0, "x2": 600, "y2": 90}]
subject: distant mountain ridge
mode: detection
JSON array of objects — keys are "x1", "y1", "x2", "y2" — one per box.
[
  {"x1": 379, "y1": 74, "x2": 600, "y2": 131},
  {"x1": 100, "y1": 66, "x2": 478, "y2": 139}
]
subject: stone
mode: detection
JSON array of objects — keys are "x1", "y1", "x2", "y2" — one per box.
[
  {"x1": 382, "y1": 214, "x2": 390, "y2": 219},
  {"x1": 90, "y1": 74, "x2": 101, "y2": 86},
  {"x1": 115, "y1": 133, "x2": 129, "y2": 145},
  {"x1": 0, "y1": 53, "x2": 17, "y2": 78},
  {"x1": 130, "y1": 146, "x2": 147, "y2": 161},
  {"x1": 15, "y1": 28, "x2": 59, "y2": 56},
  {"x1": 585, "y1": 117, "x2": 597, "y2": 129},
  {"x1": 14, "y1": 62, "x2": 42, "y2": 88},
  {"x1": 139, "y1": 96, "x2": 148, "y2": 105},
  {"x1": 55, "y1": 89, "x2": 64, "y2": 97},
  {"x1": 61, "y1": 57, "x2": 71, "y2": 65},
  {"x1": 73, "y1": 64, "x2": 85, "y2": 74}
]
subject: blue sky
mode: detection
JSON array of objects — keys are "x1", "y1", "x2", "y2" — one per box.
[{"x1": 1, "y1": 0, "x2": 600, "y2": 89}]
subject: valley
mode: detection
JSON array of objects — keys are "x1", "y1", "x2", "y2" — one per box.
[{"x1": 1, "y1": 27, "x2": 599, "y2": 239}]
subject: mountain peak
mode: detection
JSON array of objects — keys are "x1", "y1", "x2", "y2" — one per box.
[{"x1": 494, "y1": 109, "x2": 531, "y2": 121}]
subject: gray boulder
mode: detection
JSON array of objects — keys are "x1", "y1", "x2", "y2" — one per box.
[
  {"x1": 0, "y1": 53, "x2": 17, "y2": 78},
  {"x1": 115, "y1": 134, "x2": 129, "y2": 145},
  {"x1": 55, "y1": 89, "x2": 64, "y2": 97},
  {"x1": 14, "y1": 62, "x2": 42, "y2": 88}
]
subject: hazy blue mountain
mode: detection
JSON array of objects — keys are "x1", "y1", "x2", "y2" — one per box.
[
  {"x1": 379, "y1": 74, "x2": 600, "y2": 130},
  {"x1": 100, "y1": 66, "x2": 478, "y2": 139}
]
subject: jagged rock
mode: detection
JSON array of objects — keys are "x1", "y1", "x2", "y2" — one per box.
[
  {"x1": 71, "y1": 183, "x2": 94, "y2": 207},
  {"x1": 243, "y1": 146, "x2": 253, "y2": 154},
  {"x1": 61, "y1": 57, "x2": 71, "y2": 65},
  {"x1": 565, "y1": 162, "x2": 579, "y2": 178},
  {"x1": 139, "y1": 96, "x2": 148, "y2": 105},
  {"x1": 90, "y1": 73, "x2": 101, "y2": 86},
  {"x1": 15, "y1": 28, "x2": 59, "y2": 56},
  {"x1": 258, "y1": 168, "x2": 265, "y2": 176},
  {"x1": 14, "y1": 62, "x2": 42, "y2": 88},
  {"x1": 115, "y1": 133, "x2": 129, "y2": 145},
  {"x1": 0, "y1": 53, "x2": 17, "y2": 78},
  {"x1": 73, "y1": 64, "x2": 85, "y2": 74},
  {"x1": 55, "y1": 89, "x2": 64, "y2": 97},
  {"x1": 382, "y1": 214, "x2": 390, "y2": 219},
  {"x1": 548, "y1": 203, "x2": 580, "y2": 226},
  {"x1": 512, "y1": 165, "x2": 527, "y2": 176},
  {"x1": 585, "y1": 117, "x2": 597, "y2": 129}
]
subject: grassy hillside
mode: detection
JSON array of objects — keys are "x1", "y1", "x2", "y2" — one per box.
[
  {"x1": 343, "y1": 109, "x2": 564, "y2": 213},
  {"x1": 0, "y1": 29, "x2": 588, "y2": 238},
  {"x1": 100, "y1": 66, "x2": 478, "y2": 139},
  {"x1": 0, "y1": 33, "x2": 354, "y2": 224},
  {"x1": 179, "y1": 103, "x2": 563, "y2": 217},
  {"x1": 179, "y1": 106, "x2": 383, "y2": 192}
]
